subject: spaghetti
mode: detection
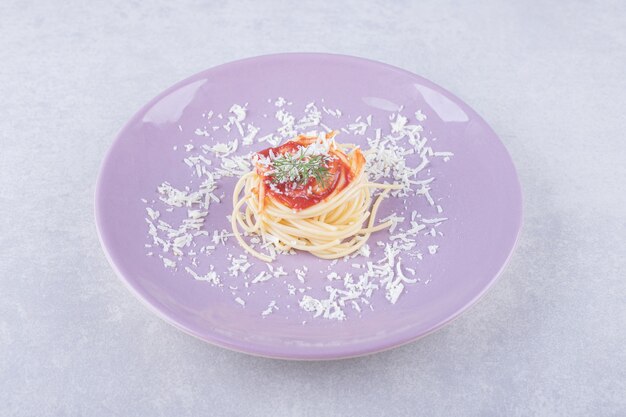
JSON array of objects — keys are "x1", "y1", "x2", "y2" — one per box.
[{"x1": 231, "y1": 132, "x2": 401, "y2": 262}]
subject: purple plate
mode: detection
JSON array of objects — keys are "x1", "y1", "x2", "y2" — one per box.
[{"x1": 95, "y1": 53, "x2": 522, "y2": 360}]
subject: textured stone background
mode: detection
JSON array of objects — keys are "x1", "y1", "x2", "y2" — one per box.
[{"x1": 1, "y1": 1, "x2": 625, "y2": 416}]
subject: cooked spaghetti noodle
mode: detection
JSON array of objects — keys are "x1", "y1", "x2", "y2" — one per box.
[{"x1": 231, "y1": 132, "x2": 401, "y2": 262}]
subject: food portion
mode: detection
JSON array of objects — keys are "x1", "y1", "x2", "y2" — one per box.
[
  {"x1": 142, "y1": 98, "x2": 454, "y2": 320},
  {"x1": 231, "y1": 132, "x2": 401, "y2": 261}
]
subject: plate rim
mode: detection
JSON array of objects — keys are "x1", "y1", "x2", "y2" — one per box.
[{"x1": 95, "y1": 52, "x2": 523, "y2": 360}]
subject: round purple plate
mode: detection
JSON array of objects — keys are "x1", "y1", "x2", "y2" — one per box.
[{"x1": 95, "y1": 53, "x2": 522, "y2": 360}]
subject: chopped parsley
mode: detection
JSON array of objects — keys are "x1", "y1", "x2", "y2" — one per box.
[{"x1": 269, "y1": 147, "x2": 332, "y2": 187}]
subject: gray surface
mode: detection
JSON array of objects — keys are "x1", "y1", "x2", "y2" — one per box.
[{"x1": 1, "y1": 1, "x2": 625, "y2": 416}]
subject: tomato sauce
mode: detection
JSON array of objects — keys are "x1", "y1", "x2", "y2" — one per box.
[{"x1": 255, "y1": 138, "x2": 353, "y2": 210}]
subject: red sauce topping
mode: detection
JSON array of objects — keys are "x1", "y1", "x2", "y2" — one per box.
[{"x1": 255, "y1": 138, "x2": 353, "y2": 210}]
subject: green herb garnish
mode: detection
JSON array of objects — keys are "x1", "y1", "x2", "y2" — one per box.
[{"x1": 270, "y1": 148, "x2": 332, "y2": 187}]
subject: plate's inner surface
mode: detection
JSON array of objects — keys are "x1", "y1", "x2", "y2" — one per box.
[{"x1": 96, "y1": 54, "x2": 522, "y2": 358}]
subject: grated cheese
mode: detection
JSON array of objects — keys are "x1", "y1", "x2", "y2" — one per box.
[
  {"x1": 184, "y1": 266, "x2": 220, "y2": 285},
  {"x1": 261, "y1": 301, "x2": 278, "y2": 317},
  {"x1": 143, "y1": 99, "x2": 453, "y2": 322},
  {"x1": 162, "y1": 258, "x2": 176, "y2": 269}
]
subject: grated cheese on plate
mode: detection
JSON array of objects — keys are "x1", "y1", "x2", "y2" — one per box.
[{"x1": 142, "y1": 99, "x2": 453, "y2": 321}]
